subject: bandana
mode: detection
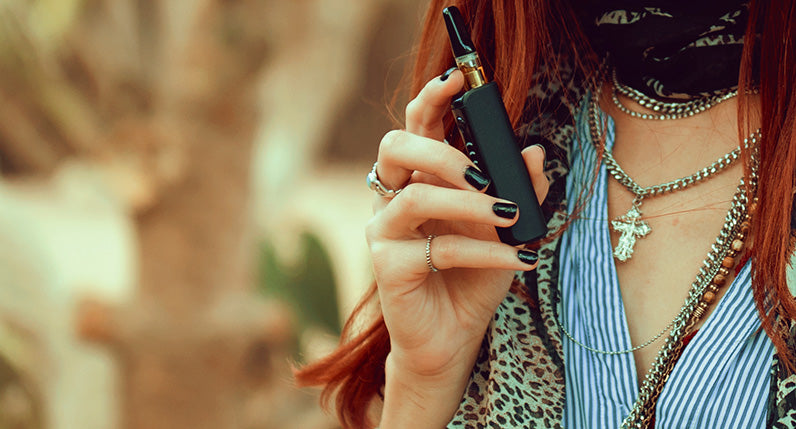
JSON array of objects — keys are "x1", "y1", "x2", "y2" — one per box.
[{"x1": 572, "y1": 1, "x2": 756, "y2": 99}]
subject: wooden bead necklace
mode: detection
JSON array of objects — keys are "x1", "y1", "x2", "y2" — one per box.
[{"x1": 568, "y1": 80, "x2": 762, "y2": 427}]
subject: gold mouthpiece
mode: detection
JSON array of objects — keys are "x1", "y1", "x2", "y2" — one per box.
[{"x1": 455, "y1": 52, "x2": 487, "y2": 89}]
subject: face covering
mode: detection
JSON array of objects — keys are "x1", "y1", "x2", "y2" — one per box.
[{"x1": 571, "y1": 1, "x2": 757, "y2": 100}]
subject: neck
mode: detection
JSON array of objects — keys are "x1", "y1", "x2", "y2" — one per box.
[{"x1": 601, "y1": 81, "x2": 760, "y2": 183}]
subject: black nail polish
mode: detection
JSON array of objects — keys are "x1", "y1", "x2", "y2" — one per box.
[
  {"x1": 492, "y1": 202, "x2": 518, "y2": 219},
  {"x1": 440, "y1": 66, "x2": 458, "y2": 81},
  {"x1": 517, "y1": 250, "x2": 538, "y2": 265},
  {"x1": 464, "y1": 166, "x2": 490, "y2": 190}
]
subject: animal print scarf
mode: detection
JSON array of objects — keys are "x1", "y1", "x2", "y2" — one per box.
[{"x1": 571, "y1": 0, "x2": 756, "y2": 99}]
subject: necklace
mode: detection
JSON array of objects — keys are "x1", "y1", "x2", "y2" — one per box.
[
  {"x1": 557, "y1": 93, "x2": 760, "y2": 357},
  {"x1": 622, "y1": 185, "x2": 757, "y2": 429},
  {"x1": 588, "y1": 86, "x2": 761, "y2": 426},
  {"x1": 558, "y1": 302, "x2": 675, "y2": 356},
  {"x1": 611, "y1": 69, "x2": 740, "y2": 120},
  {"x1": 589, "y1": 88, "x2": 746, "y2": 262}
]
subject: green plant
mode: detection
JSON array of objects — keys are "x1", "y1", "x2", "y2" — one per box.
[{"x1": 258, "y1": 233, "x2": 341, "y2": 336}]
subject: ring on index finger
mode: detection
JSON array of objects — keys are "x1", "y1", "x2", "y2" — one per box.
[{"x1": 366, "y1": 162, "x2": 404, "y2": 198}]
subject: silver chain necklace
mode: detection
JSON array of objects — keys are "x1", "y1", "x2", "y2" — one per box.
[
  {"x1": 555, "y1": 90, "x2": 760, "y2": 358},
  {"x1": 621, "y1": 179, "x2": 756, "y2": 428},
  {"x1": 557, "y1": 302, "x2": 676, "y2": 355},
  {"x1": 611, "y1": 69, "x2": 740, "y2": 120},
  {"x1": 561, "y1": 87, "x2": 760, "y2": 427},
  {"x1": 592, "y1": 85, "x2": 744, "y2": 262}
]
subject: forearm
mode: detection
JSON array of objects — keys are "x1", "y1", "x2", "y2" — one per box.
[{"x1": 379, "y1": 353, "x2": 473, "y2": 429}]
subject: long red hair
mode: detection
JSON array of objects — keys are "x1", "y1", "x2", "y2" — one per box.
[{"x1": 296, "y1": 1, "x2": 796, "y2": 428}]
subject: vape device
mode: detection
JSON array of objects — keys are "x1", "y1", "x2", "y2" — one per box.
[{"x1": 443, "y1": 6, "x2": 546, "y2": 245}]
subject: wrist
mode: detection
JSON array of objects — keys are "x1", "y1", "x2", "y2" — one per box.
[
  {"x1": 387, "y1": 335, "x2": 483, "y2": 380},
  {"x1": 379, "y1": 352, "x2": 474, "y2": 429}
]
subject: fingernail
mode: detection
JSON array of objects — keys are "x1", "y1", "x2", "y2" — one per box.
[
  {"x1": 492, "y1": 202, "x2": 518, "y2": 219},
  {"x1": 517, "y1": 250, "x2": 538, "y2": 265},
  {"x1": 464, "y1": 166, "x2": 490, "y2": 190},
  {"x1": 440, "y1": 66, "x2": 458, "y2": 82}
]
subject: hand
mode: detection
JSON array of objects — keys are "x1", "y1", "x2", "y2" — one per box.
[{"x1": 366, "y1": 69, "x2": 550, "y2": 426}]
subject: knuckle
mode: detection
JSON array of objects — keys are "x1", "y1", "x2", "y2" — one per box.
[
  {"x1": 364, "y1": 216, "x2": 380, "y2": 245},
  {"x1": 394, "y1": 183, "x2": 426, "y2": 214},
  {"x1": 364, "y1": 218, "x2": 390, "y2": 264},
  {"x1": 405, "y1": 98, "x2": 419, "y2": 120},
  {"x1": 368, "y1": 240, "x2": 388, "y2": 265},
  {"x1": 379, "y1": 129, "x2": 405, "y2": 161}
]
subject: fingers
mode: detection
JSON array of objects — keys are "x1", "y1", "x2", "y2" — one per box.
[
  {"x1": 405, "y1": 68, "x2": 464, "y2": 140},
  {"x1": 374, "y1": 70, "x2": 468, "y2": 194},
  {"x1": 522, "y1": 144, "x2": 550, "y2": 203},
  {"x1": 376, "y1": 130, "x2": 488, "y2": 194},
  {"x1": 427, "y1": 235, "x2": 538, "y2": 271},
  {"x1": 373, "y1": 183, "x2": 517, "y2": 237},
  {"x1": 371, "y1": 235, "x2": 538, "y2": 279}
]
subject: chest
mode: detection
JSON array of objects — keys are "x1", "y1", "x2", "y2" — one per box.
[
  {"x1": 603, "y1": 109, "x2": 750, "y2": 376},
  {"x1": 606, "y1": 170, "x2": 743, "y2": 376},
  {"x1": 557, "y1": 103, "x2": 775, "y2": 428}
]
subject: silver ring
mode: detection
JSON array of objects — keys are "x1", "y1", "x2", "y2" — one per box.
[
  {"x1": 366, "y1": 162, "x2": 403, "y2": 198},
  {"x1": 425, "y1": 234, "x2": 439, "y2": 273}
]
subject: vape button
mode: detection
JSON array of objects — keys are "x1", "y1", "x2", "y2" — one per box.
[
  {"x1": 456, "y1": 117, "x2": 473, "y2": 142},
  {"x1": 456, "y1": 116, "x2": 470, "y2": 132}
]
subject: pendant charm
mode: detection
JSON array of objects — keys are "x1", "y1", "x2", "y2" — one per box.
[{"x1": 611, "y1": 204, "x2": 651, "y2": 262}]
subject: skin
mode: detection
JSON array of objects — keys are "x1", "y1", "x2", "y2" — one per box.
[
  {"x1": 368, "y1": 70, "x2": 548, "y2": 428},
  {"x1": 603, "y1": 87, "x2": 759, "y2": 380},
  {"x1": 369, "y1": 69, "x2": 759, "y2": 427}
]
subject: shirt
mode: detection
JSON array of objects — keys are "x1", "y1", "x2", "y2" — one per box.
[{"x1": 558, "y1": 96, "x2": 775, "y2": 428}]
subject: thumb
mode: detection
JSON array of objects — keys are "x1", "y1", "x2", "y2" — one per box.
[{"x1": 521, "y1": 144, "x2": 549, "y2": 203}]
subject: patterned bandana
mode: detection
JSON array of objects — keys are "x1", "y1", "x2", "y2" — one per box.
[{"x1": 572, "y1": 1, "x2": 756, "y2": 99}]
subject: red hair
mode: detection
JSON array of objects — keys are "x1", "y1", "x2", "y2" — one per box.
[
  {"x1": 743, "y1": 0, "x2": 796, "y2": 369},
  {"x1": 296, "y1": 1, "x2": 796, "y2": 427}
]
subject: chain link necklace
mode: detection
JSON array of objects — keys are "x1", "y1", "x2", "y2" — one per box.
[
  {"x1": 557, "y1": 92, "x2": 759, "y2": 355},
  {"x1": 622, "y1": 173, "x2": 758, "y2": 429},
  {"x1": 592, "y1": 85, "x2": 744, "y2": 262},
  {"x1": 572, "y1": 87, "x2": 761, "y2": 427},
  {"x1": 611, "y1": 69, "x2": 740, "y2": 121}
]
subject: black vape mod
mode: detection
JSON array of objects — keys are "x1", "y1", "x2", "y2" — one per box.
[{"x1": 443, "y1": 6, "x2": 546, "y2": 245}]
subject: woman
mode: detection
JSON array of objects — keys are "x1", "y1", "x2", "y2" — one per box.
[{"x1": 297, "y1": 1, "x2": 796, "y2": 427}]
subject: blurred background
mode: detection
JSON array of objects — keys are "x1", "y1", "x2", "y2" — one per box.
[{"x1": 0, "y1": 0, "x2": 426, "y2": 428}]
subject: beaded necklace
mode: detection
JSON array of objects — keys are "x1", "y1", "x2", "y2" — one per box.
[{"x1": 580, "y1": 89, "x2": 760, "y2": 427}]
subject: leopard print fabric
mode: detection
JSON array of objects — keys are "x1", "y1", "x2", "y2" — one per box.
[
  {"x1": 445, "y1": 57, "x2": 796, "y2": 428},
  {"x1": 447, "y1": 59, "x2": 583, "y2": 429},
  {"x1": 770, "y1": 326, "x2": 796, "y2": 428},
  {"x1": 446, "y1": 278, "x2": 566, "y2": 428},
  {"x1": 771, "y1": 360, "x2": 796, "y2": 428}
]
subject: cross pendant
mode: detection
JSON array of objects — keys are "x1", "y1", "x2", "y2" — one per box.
[{"x1": 611, "y1": 204, "x2": 651, "y2": 262}]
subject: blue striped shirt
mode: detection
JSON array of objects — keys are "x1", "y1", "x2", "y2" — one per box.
[{"x1": 558, "y1": 98, "x2": 775, "y2": 428}]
